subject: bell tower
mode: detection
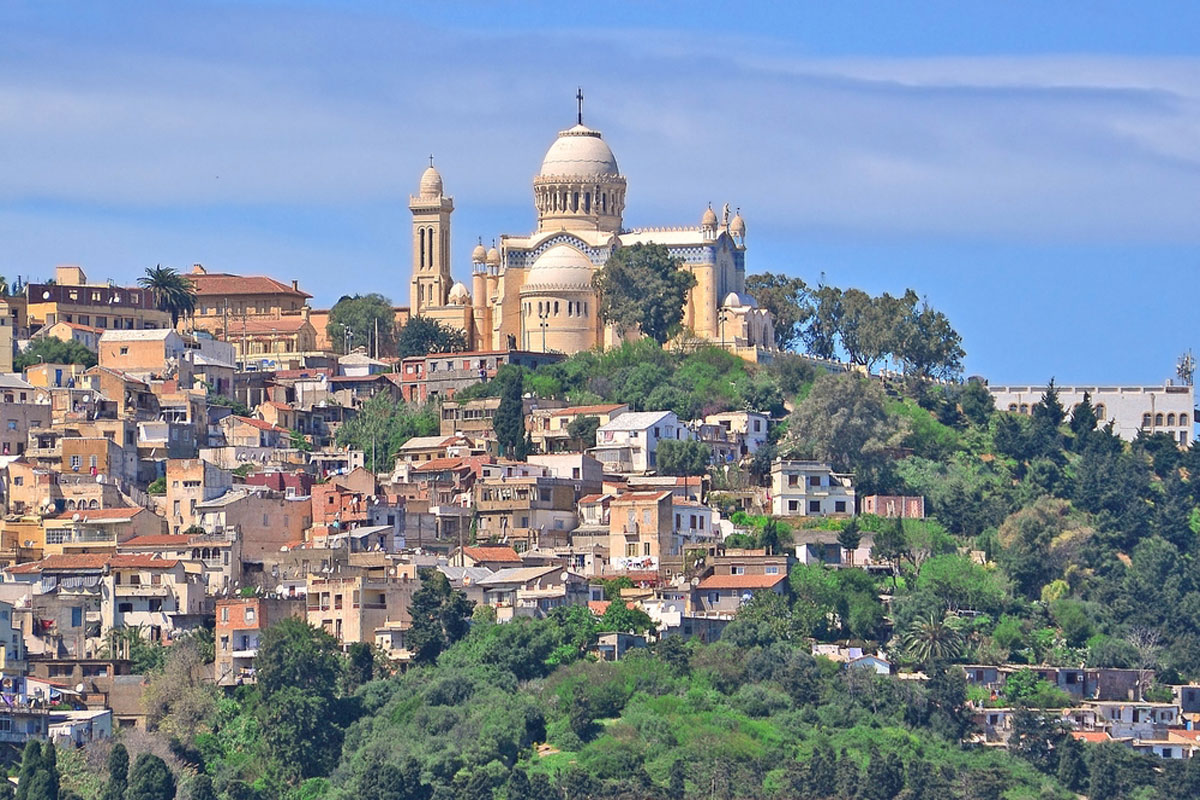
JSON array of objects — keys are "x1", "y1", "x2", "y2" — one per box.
[{"x1": 410, "y1": 157, "x2": 454, "y2": 313}]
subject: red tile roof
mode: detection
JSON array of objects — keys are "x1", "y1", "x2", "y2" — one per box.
[
  {"x1": 52, "y1": 507, "x2": 145, "y2": 522},
  {"x1": 187, "y1": 272, "x2": 311, "y2": 299},
  {"x1": 413, "y1": 457, "x2": 472, "y2": 473},
  {"x1": 1169, "y1": 728, "x2": 1200, "y2": 741},
  {"x1": 588, "y1": 600, "x2": 612, "y2": 615},
  {"x1": 697, "y1": 573, "x2": 787, "y2": 590},
  {"x1": 463, "y1": 545, "x2": 522, "y2": 563},
  {"x1": 7, "y1": 554, "x2": 111, "y2": 574},
  {"x1": 1071, "y1": 731, "x2": 1111, "y2": 743}
]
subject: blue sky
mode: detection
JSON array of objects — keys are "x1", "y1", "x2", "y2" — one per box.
[{"x1": 2, "y1": 1, "x2": 1198, "y2": 383}]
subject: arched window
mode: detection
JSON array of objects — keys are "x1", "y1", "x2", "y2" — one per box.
[
  {"x1": 89, "y1": 499, "x2": 99, "y2": 509},
  {"x1": 192, "y1": 548, "x2": 200, "y2": 559},
  {"x1": 601, "y1": 193, "x2": 607, "y2": 213},
  {"x1": 1143, "y1": 413, "x2": 1152, "y2": 428},
  {"x1": 1008, "y1": 403, "x2": 1018, "y2": 412},
  {"x1": 1095, "y1": 404, "x2": 1105, "y2": 419},
  {"x1": 1155, "y1": 413, "x2": 1164, "y2": 426},
  {"x1": 1168, "y1": 413, "x2": 1177, "y2": 426},
  {"x1": 584, "y1": 192, "x2": 591, "y2": 213},
  {"x1": 573, "y1": 192, "x2": 579, "y2": 212},
  {"x1": 1019, "y1": 404, "x2": 1029, "y2": 414},
  {"x1": 553, "y1": 301, "x2": 559, "y2": 315},
  {"x1": 419, "y1": 229, "x2": 426, "y2": 268},
  {"x1": 1182, "y1": 414, "x2": 1189, "y2": 427}
]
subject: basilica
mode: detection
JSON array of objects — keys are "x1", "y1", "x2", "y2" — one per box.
[{"x1": 408, "y1": 104, "x2": 775, "y2": 360}]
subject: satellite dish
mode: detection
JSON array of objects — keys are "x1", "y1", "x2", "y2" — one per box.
[
  {"x1": 75, "y1": 683, "x2": 84, "y2": 694},
  {"x1": 560, "y1": 572, "x2": 569, "y2": 582},
  {"x1": 72, "y1": 513, "x2": 81, "y2": 522},
  {"x1": 41, "y1": 291, "x2": 50, "y2": 300},
  {"x1": 96, "y1": 474, "x2": 105, "y2": 484},
  {"x1": 690, "y1": 577, "x2": 700, "y2": 587},
  {"x1": 668, "y1": 605, "x2": 677, "y2": 613}
]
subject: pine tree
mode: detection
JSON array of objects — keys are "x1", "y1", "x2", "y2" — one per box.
[
  {"x1": 1069, "y1": 390, "x2": 1098, "y2": 447},
  {"x1": 1056, "y1": 736, "x2": 1087, "y2": 793},
  {"x1": 667, "y1": 759, "x2": 686, "y2": 798},
  {"x1": 807, "y1": 743, "x2": 836, "y2": 798},
  {"x1": 492, "y1": 366, "x2": 527, "y2": 460},
  {"x1": 16, "y1": 740, "x2": 44, "y2": 800},
  {"x1": 834, "y1": 749, "x2": 860, "y2": 799},
  {"x1": 187, "y1": 776, "x2": 215, "y2": 800},
  {"x1": 504, "y1": 769, "x2": 530, "y2": 800}
]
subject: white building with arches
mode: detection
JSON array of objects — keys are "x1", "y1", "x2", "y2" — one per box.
[{"x1": 988, "y1": 383, "x2": 1195, "y2": 446}]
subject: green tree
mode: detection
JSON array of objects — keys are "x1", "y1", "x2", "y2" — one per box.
[
  {"x1": 334, "y1": 392, "x2": 439, "y2": 473},
  {"x1": 566, "y1": 415, "x2": 600, "y2": 449},
  {"x1": 16, "y1": 739, "x2": 44, "y2": 800},
  {"x1": 344, "y1": 642, "x2": 378, "y2": 691},
  {"x1": 328, "y1": 293, "x2": 396, "y2": 356},
  {"x1": 407, "y1": 568, "x2": 474, "y2": 664},
  {"x1": 255, "y1": 618, "x2": 342, "y2": 700},
  {"x1": 259, "y1": 686, "x2": 342, "y2": 782},
  {"x1": 784, "y1": 372, "x2": 899, "y2": 486},
  {"x1": 1069, "y1": 390, "x2": 1098, "y2": 445},
  {"x1": 141, "y1": 265, "x2": 197, "y2": 327},
  {"x1": 125, "y1": 754, "x2": 175, "y2": 800},
  {"x1": 394, "y1": 315, "x2": 468, "y2": 358},
  {"x1": 593, "y1": 243, "x2": 696, "y2": 345},
  {"x1": 802, "y1": 284, "x2": 842, "y2": 359},
  {"x1": 744, "y1": 273, "x2": 809, "y2": 351},
  {"x1": 958, "y1": 380, "x2": 995, "y2": 426},
  {"x1": 899, "y1": 299, "x2": 965, "y2": 380},
  {"x1": 103, "y1": 744, "x2": 128, "y2": 800},
  {"x1": 1056, "y1": 734, "x2": 1088, "y2": 792},
  {"x1": 836, "y1": 519, "x2": 862, "y2": 566},
  {"x1": 15, "y1": 337, "x2": 97, "y2": 369},
  {"x1": 598, "y1": 601, "x2": 655, "y2": 635},
  {"x1": 903, "y1": 614, "x2": 964, "y2": 665},
  {"x1": 656, "y1": 439, "x2": 710, "y2": 476},
  {"x1": 492, "y1": 365, "x2": 527, "y2": 459}
]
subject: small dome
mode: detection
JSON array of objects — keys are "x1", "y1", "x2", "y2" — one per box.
[
  {"x1": 471, "y1": 243, "x2": 487, "y2": 263},
  {"x1": 722, "y1": 292, "x2": 742, "y2": 308},
  {"x1": 701, "y1": 205, "x2": 718, "y2": 228},
  {"x1": 539, "y1": 124, "x2": 619, "y2": 178},
  {"x1": 522, "y1": 244, "x2": 595, "y2": 292},
  {"x1": 419, "y1": 165, "x2": 443, "y2": 199},
  {"x1": 730, "y1": 210, "x2": 745, "y2": 237},
  {"x1": 448, "y1": 282, "x2": 471, "y2": 305},
  {"x1": 485, "y1": 246, "x2": 501, "y2": 267}
]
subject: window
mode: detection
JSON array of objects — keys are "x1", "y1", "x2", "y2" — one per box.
[
  {"x1": 835, "y1": 501, "x2": 846, "y2": 513},
  {"x1": 788, "y1": 500, "x2": 798, "y2": 512},
  {"x1": 70, "y1": 455, "x2": 81, "y2": 470},
  {"x1": 71, "y1": 607, "x2": 82, "y2": 627},
  {"x1": 731, "y1": 566, "x2": 745, "y2": 575},
  {"x1": 118, "y1": 602, "x2": 133, "y2": 614},
  {"x1": 787, "y1": 474, "x2": 799, "y2": 488},
  {"x1": 809, "y1": 500, "x2": 821, "y2": 513},
  {"x1": 708, "y1": 592, "x2": 719, "y2": 605},
  {"x1": 6, "y1": 420, "x2": 15, "y2": 431},
  {"x1": 808, "y1": 475, "x2": 821, "y2": 487},
  {"x1": 643, "y1": 542, "x2": 651, "y2": 556},
  {"x1": 1156, "y1": 413, "x2": 1164, "y2": 426},
  {"x1": 119, "y1": 347, "x2": 128, "y2": 355},
  {"x1": 220, "y1": 607, "x2": 229, "y2": 622},
  {"x1": 1168, "y1": 413, "x2": 1177, "y2": 426},
  {"x1": 1181, "y1": 413, "x2": 1189, "y2": 426},
  {"x1": 765, "y1": 566, "x2": 779, "y2": 575},
  {"x1": 245, "y1": 607, "x2": 256, "y2": 622},
  {"x1": 1143, "y1": 413, "x2": 1152, "y2": 427},
  {"x1": 625, "y1": 543, "x2": 638, "y2": 557},
  {"x1": 148, "y1": 599, "x2": 163, "y2": 612},
  {"x1": 221, "y1": 636, "x2": 230, "y2": 651}
]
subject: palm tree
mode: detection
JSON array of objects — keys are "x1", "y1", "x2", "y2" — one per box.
[
  {"x1": 903, "y1": 614, "x2": 964, "y2": 665},
  {"x1": 138, "y1": 265, "x2": 196, "y2": 327}
]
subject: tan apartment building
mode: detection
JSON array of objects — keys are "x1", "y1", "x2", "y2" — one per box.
[
  {"x1": 607, "y1": 491, "x2": 675, "y2": 573},
  {"x1": 165, "y1": 459, "x2": 233, "y2": 534},
  {"x1": 186, "y1": 264, "x2": 311, "y2": 332},
  {"x1": 42, "y1": 507, "x2": 164, "y2": 555},
  {"x1": 0, "y1": 395, "x2": 51, "y2": 457},
  {"x1": 305, "y1": 572, "x2": 417, "y2": 646},
  {"x1": 193, "y1": 489, "x2": 312, "y2": 560},
  {"x1": 473, "y1": 476, "x2": 578, "y2": 550},
  {"x1": 100, "y1": 555, "x2": 206, "y2": 642},
  {"x1": 527, "y1": 403, "x2": 629, "y2": 453}
]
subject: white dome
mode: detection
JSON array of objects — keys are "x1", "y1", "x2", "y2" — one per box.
[
  {"x1": 419, "y1": 166, "x2": 443, "y2": 199},
  {"x1": 486, "y1": 246, "x2": 501, "y2": 267},
  {"x1": 522, "y1": 244, "x2": 595, "y2": 292},
  {"x1": 730, "y1": 211, "x2": 745, "y2": 237},
  {"x1": 471, "y1": 243, "x2": 487, "y2": 263},
  {"x1": 723, "y1": 292, "x2": 757, "y2": 308},
  {"x1": 539, "y1": 125, "x2": 619, "y2": 178},
  {"x1": 448, "y1": 282, "x2": 471, "y2": 305},
  {"x1": 701, "y1": 205, "x2": 718, "y2": 228}
]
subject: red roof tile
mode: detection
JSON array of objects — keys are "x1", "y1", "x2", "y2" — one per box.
[
  {"x1": 550, "y1": 404, "x2": 625, "y2": 417},
  {"x1": 108, "y1": 554, "x2": 180, "y2": 569},
  {"x1": 187, "y1": 272, "x2": 311, "y2": 299},
  {"x1": 229, "y1": 416, "x2": 288, "y2": 433},
  {"x1": 1071, "y1": 731, "x2": 1111, "y2": 743},
  {"x1": 697, "y1": 573, "x2": 787, "y2": 590},
  {"x1": 7, "y1": 554, "x2": 110, "y2": 574},
  {"x1": 463, "y1": 546, "x2": 522, "y2": 563}
]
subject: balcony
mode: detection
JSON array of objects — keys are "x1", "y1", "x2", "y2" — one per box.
[{"x1": 114, "y1": 584, "x2": 171, "y2": 597}]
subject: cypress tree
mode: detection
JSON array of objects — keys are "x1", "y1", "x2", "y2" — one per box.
[
  {"x1": 103, "y1": 744, "x2": 129, "y2": 800},
  {"x1": 126, "y1": 754, "x2": 175, "y2": 800},
  {"x1": 187, "y1": 777, "x2": 215, "y2": 800},
  {"x1": 16, "y1": 740, "x2": 44, "y2": 800},
  {"x1": 1056, "y1": 736, "x2": 1087, "y2": 793}
]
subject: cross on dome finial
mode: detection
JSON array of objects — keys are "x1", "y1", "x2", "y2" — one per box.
[
  {"x1": 428, "y1": 154, "x2": 434, "y2": 167},
  {"x1": 576, "y1": 87, "x2": 584, "y2": 125}
]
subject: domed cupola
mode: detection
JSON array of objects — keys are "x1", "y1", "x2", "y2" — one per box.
[{"x1": 532, "y1": 90, "x2": 627, "y2": 235}]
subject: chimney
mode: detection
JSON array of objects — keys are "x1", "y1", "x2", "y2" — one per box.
[{"x1": 292, "y1": 280, "x2": 299, "y2": 291}]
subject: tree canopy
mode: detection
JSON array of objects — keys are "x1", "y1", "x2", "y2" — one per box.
[
  {"x1": 395, "y1": 315, "x2": 468, "y2": 358},
  {"x1": 16, "y1": 336, "x2": 98, "y2": 369},
  {"x1": 328, "y1": 293, "x2": 395, "y2": 356},
  {"x1": 140, "y1": 265, "x2": 197, "y2": 327},
  {"x1": 593, "y1": 243, "x2": 696, "y2": 345}
]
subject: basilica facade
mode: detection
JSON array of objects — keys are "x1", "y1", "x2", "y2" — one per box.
[{"x1": 408, "y1": 109, "x2": 775, "y2": 360}]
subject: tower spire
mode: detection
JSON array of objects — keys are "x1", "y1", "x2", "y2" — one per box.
[{"x1": 576, "y1": 87, "x2": 584, "y2": 125}]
